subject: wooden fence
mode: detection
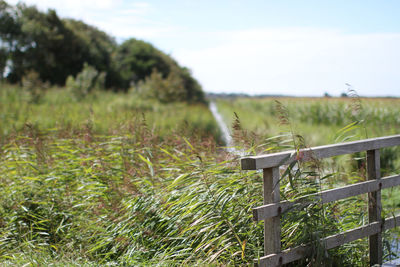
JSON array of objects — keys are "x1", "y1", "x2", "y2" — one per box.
[{"x1": 241, "y1": 135, "x2": 400, "y2": 266}]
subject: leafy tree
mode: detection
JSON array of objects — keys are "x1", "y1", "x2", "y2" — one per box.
[
  {"x1": 0, "y1": 2, "x2": 116, "y2": 86},
  {"x1": 179, "y1": 67, "x2": 205, "y2": 103},
  {"x1": 0, "y1": 1, "x2": 20, "y2": 48},
  {"x1": 115, "y1": 38, "x2": 205, "y2": 103},
  {"x1": 63, "y1": 19, "x2": 118, "y2": 88},
  {"x1": 3, "y1": 4, "x2": 84, "y2": 84},
  {"x1": 114, "y1": 38, "x2": 175, "y2": 89},
  {"x1": 0, "y1": 48, "x2": 7, "y2": 79},
  {"x1": 0, "y1": 0, "x2": 20, "y2": 79},
  {"x1": 0, "y1": 1, "x2": 206, "y2": 103}
]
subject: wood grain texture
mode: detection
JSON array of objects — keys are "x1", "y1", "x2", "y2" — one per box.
[
  {"x1": 247, "y1": 135, "x2": 400, "y2": 267},
  {"x1": 263, "y1": 167, "x2": 281, "y2": 256},
  {"x1": 367, "y1": 149, "x2": 382, "y2": 265},
  {"x1": 241, "y1": 134, "x2": 400, "y2": 170},
  {"x1": 255, "y1": 215, "x2": 400, "y2": 267},
  {"x1": 253, "y1": 174, "x2": 400, "y2": 221}
]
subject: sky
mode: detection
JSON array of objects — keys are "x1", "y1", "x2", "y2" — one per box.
[{"x1": 7, "y1": 0, "x2": 400, "y2": 96}]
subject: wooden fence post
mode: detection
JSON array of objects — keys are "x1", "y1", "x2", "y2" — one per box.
[
  {"x1": 263, "y1": 167, "x2": 281, "y2": 257},
  {"x1": 242, "y1": 136, "x2": 400, "y2": 266},
  {"x1": 367, "y1": 149, "x2": 382, "y2": 265}
]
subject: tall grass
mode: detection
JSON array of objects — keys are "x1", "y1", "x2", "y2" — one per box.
[
  {"x1": 0, "y1": 112, "x2": 264, "y2": 265},
  {"x1": 0, "y1": 84, "x2": 399, "y2": 265}
]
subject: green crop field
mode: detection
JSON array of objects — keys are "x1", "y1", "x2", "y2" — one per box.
[
  {"x1": 0, "y1": 84, "x2": 399, "y2": 266},
  {"x1": 216, "y1": 96, "x2": 400, "y2": 147}
]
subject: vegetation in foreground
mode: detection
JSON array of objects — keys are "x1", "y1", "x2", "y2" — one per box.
[{"x1": 0, "y1": 84, "x2": 399, "y2": 266}]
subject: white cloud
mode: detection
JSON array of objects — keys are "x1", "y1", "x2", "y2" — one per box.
[
  {"x1": 7, "y1": 0, "x2": 180, "y2": 41},
  {"x1": 8, "y1": 0, "x2": 123, "y2": 13},
  {"x1": 88, "y1": 15, "x2": 180, "y2": 40},
  {"x1": 174, "y1": 28, "x2": 400, "y2": 96}
]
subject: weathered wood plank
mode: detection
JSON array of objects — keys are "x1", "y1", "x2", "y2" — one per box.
[
  {"x1": 255, "y1": 214, "x2": 400, "y2": 267},
  {"x1": 383, "y1": 214, "x2": 400, "y2": 230},
  {"x1": 255, "y1": 222, "x2": 381, "y2": 266},
  {"x1": 367, "y1": 149, "x2": 382, "y2": 265},
  {"x1": 253, "y1": 174, "x2": 400, "y2": 221},
  {"x1": 263, "y1": 167, "x2": 281, "y2": 255},
  {"x1": 324, "y1": 221, "x2": 380, "y2": 250},
  {"x1": 241, "y1": 134, "x2": 400, "y2": 170}
]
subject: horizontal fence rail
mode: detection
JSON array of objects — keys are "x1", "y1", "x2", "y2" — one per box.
[
  {"x1": 257, "y1": 215, "x2": 400, "y2": 266},
  {"x1": 241, "y1": 134, "x2": 400, "y2": 170},
  {"x1": 240, "y1": 135, "x2": 400, "y2": 266},
  {"x1": 253, "y1": 174, "x2": 400, "y2": 222}
]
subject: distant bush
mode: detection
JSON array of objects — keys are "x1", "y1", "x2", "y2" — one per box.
[
  {"x1": 137, "y1": 68, "x2": 206, "y2": 104},
  {"x1": 66, "y1": 63, "x2": 105, "y2": 100},
  {"x1": 116, "y1": 38, "x2": 206, "y2": 103},
  {"x1": 138, "y1": 69, "x2": 186, "y2": 103},
  {"x1": 21, "y1": 70, "x2": 48, "y2": 103}
]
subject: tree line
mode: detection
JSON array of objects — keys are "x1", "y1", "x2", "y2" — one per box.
[{"x1": 0, "y1": 1, "x2": 205, "y2": 103}]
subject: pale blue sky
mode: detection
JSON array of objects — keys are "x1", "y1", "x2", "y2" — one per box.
[{"x1": 8, "y1": 0, "x2": 400, "y2": 96}]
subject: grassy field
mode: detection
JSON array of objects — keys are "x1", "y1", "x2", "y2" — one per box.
[
  {"x1": 0, "y1": 84, "x2": 399, "y2": 265},
  {"x1": 216, "y1": 96, "x2": 400, "y2": 146},
  {"x1": 0, "y1": 84, "x2": 220, "y2": 141}
]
